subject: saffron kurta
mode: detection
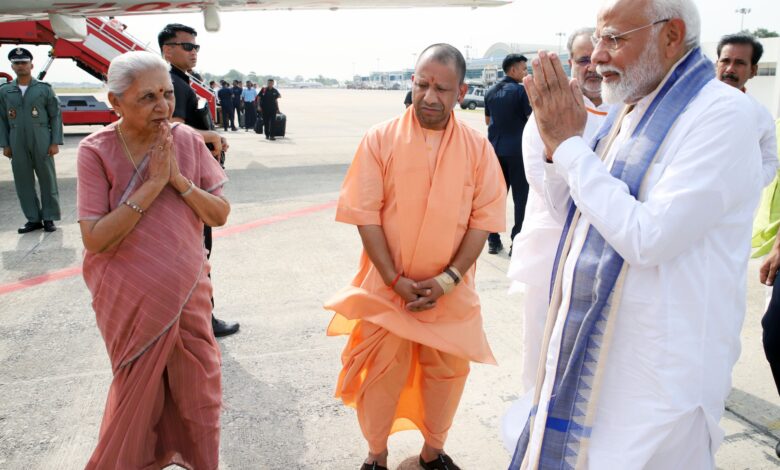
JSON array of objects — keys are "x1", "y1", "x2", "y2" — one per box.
[
  {"x1": 77, "y1": 123, "x2": 228, "y2": 470},
  {"x1": 325, "y1": 106, "x2": 506, "y2": 447},
  {"x1": 527, "y1": 77, "x2": 762, "y2": 468}
]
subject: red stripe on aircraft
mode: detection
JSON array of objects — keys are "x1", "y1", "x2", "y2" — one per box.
[{"x1": 0, "y1": 200, "x2": 337, "y2": 297}]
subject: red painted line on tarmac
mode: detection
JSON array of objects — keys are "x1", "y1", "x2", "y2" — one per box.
[
  {"x1": 0, "y1": 266, "x2": 84, "y2": 296},
  {"x1": 0, "y1": 200, "x2": 337, "y2": 297},
  {"x1": 212, "y1": 200, "x2": 337, "y2": 239}
]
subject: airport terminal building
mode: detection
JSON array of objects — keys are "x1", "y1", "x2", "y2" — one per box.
[
  {"x1": 352, "y1": 42, "x2": 560, "y2": 90},
  {"x1": 352, "y1": 37, "x2": 779, "y2": 117}
]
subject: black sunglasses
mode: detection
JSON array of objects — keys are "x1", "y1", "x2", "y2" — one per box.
[{"x1": 165, "y1": 42, "x2": 200, "y2": 52}]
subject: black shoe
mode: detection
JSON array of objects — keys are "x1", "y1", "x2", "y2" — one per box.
[
  {"x1": 231, "y1": 127, "x2": 238, "y2": 131},
  {"x1": 775, "y1": 440, "x2": 780, "y2": 458},
  {"x1": 18, "y1": 221, "x2": 43, "y2": 234},
  {"x1": 212, "y1": 315, "x2": 239, "y2": 337},
  {"x1": 487, "y1": 240, "x2": 503, "y2": 255},
  {"x1": 265, "y1": 135, "x2": 270, "y2": 140},
  {"x1": 360, "y1": 462, "x2": 388, "y2": 470},
  {"x1": 419, "y1": 454, "x2": 461, "y2": 470},
  {"x1": 269, "y1": 136, "x2": 276, "y2": 141},
  {"x1": 43, "y1": 220, "x2": 56, "y2": 232}
]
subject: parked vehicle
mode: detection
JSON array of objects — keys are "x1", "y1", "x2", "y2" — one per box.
[{"x1": 460, "y1": 85, "x2": 485, "y2": 110}]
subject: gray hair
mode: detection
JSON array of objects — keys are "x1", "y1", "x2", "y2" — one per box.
[
  {"x1": 107, "y1": 51, "x2": 170, "y2": 96},
  {"x1": 647, "y1": 0, "x2": 700, "y2": 49},
  {"x1": 567, "y1": 27, "x2": 596, "y2": 55}
]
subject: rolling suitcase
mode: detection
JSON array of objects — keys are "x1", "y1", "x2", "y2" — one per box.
[
  {"x1": 254, "y1": 112, "x2": 263, "y2": 134},
  {"x1": 273, "y1": 112, "x2": 286, "y2": 138}
]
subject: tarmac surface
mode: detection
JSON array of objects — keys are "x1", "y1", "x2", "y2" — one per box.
[{"x1": 0, "y1": 89, "x2": 778, "y2": 469}]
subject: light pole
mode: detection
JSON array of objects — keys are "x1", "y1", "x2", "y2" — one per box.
[
  {"x1": 735, "y1": 7, "x2": 751, "y2": 31},
  {"x1": 556, "y1": 32, "x2": 566, "y2": 54}
]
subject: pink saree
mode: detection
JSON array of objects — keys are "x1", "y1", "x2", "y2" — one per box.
[{"x1": 77, "y1": 123, "x2": 227, "y2": 469}]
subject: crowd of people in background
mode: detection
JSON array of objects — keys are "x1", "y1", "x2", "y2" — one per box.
[{"x1": 211, "y1": 77, "x2": 282, "y2": 139}]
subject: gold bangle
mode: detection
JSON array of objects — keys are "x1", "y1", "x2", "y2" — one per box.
[
  {"x1": 124, "y1": 200, "x2": 145, "y2": 215},
  {"x1": 180, "y1": 178, "x2": 195, "y2": 197}
]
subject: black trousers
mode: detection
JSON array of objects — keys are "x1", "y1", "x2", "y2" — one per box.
[
  {"x1": 763, "y1": 279, "x2": 780, "y2": 395},
  {"x1": 204, "y1": 225, "x2": 215, "y2": 309},
  {"x1": 221, "y1": 106, "x2": 235, "y2": 130},
  {"x1": 244, "y1": 105, "x2": 257, "y2": 130},
  {"x1": 263, "y1": 109, "x2": 277, "y2": 137},
  {"x1": 489, "y1": 154, "x2": 529, "y2": 245}
]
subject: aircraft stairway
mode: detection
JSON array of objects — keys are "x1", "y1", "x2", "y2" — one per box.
[{"x1": 0, "y1": 18, "x2": 217, "y2": 124}]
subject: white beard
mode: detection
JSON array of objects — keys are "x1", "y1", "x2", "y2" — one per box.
[{"x1": 599, "y1": 42, "x2": 663, "y2": 105}]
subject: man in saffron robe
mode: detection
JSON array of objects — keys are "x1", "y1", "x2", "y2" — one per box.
[
  {"x1": 510, "y1": 0, "x2": 763, "y2": 468},
  {"x1": 325, "y1": 43, "x2": 506, "y2": 470}
]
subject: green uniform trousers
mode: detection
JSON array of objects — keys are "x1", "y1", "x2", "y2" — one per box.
[{"x1": 9, "y1": 125, "x2": 60, "y2": 222}]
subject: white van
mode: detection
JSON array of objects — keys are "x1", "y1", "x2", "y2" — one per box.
[{"x1": 460, "y1": 86, "x2": 485, "y2": 110}]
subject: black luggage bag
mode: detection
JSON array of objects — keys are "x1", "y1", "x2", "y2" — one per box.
[
  {"x1": 273, "y1": 112, "x2": 286, "y2": 138},
  {"x1": 254, "y1": 111, "x2": 263, "y2": 134}
]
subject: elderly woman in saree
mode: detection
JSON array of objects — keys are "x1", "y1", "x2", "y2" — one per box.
[{"x1": 77, "y1": 50, "x2": 229, "y2": 469}]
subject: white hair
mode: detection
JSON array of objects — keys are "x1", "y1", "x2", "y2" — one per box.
[
  {"x1": 647, "y1": 0, "x2": 700, "y2": 49},
  {"x1": 107, "y1": 51, "x2": 170, "y2": 96},
  {"x1": 567, "y1": 27, "x2": 596, "y2": 55}
]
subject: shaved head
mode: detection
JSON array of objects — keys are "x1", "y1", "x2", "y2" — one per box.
[{"x1": 416, "y1": 43, "x2": 466, "y2": 84}]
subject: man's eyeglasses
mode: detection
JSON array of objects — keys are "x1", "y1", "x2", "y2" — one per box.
[
  {"x1": 591, "y1": 19, "x2": 670, "y2": 51},
  {"x1": 165, "y1": 42, "x2": 200, "y2": 52},
  {"x1": 573, "y1": 57, "x2": 592, "y2": 66}
]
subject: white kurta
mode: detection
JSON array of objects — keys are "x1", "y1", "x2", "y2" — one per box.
[
  {"x1": 527, "y1": 77, "x2": 762, "y2": 469},
  {"x1": 745, "y1": 92, "x2": 778, "y2": 187},
  {"x1": 506, "y1": 98, "x2": 609, "y2": 394}
]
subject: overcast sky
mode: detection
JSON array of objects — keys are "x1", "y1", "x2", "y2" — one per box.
[{"x1": 8, "y1": 0, "x2": 779, "y2": 83}]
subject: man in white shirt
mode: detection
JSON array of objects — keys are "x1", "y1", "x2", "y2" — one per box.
[
  {"x1": 716, "y1": 33, "x2": 777, "y2": 187},
  {"x1": 508, "y1": 0, "x2": 762, "y2": 468},
  {"x1": 506, "y1": 26, "x2": 609, "y2": 403}
]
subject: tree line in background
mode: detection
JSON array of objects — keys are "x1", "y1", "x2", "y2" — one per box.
[
  {"x1": 200, "y1": 70, "x2": 340, "y2": 86},
  {"x1": 744, "y1": 28, "x2": 778, "y2": 38}
]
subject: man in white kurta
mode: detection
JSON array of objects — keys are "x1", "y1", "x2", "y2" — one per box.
[
  {"x1": 507, "y1": 28, "x2": 610, "y2": 399},
  {"x1": 514, "y1": 0, "x2": 763, "y2": 468},
  {"x1": 715, "y1": 33, "x2": 778, "y2": 187}
]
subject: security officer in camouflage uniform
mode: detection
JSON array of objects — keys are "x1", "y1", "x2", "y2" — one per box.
[{"x1": 0, "y1": 48, "x2": 64, "y2": 233}]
